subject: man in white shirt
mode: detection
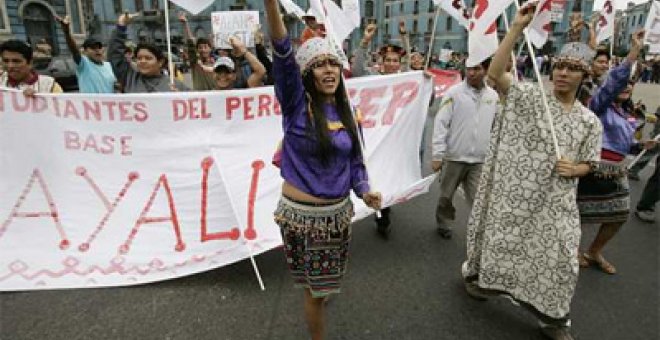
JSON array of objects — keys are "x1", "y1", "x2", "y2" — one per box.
[{"x1": 431, "y1": 57, "x2": 499, "y2": 239}]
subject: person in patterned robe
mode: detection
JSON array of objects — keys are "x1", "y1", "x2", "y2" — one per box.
[{"x1": 461, "y1": 4, "x2": 603, "y2": 340}]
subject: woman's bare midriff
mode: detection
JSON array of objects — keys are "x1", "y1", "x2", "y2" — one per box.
[{"x1": 282, "y1": 181, "x2": 345, "y2": 204}]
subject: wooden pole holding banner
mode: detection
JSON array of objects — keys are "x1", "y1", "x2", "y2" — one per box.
[
  {"x1": 212, "y1": 155, "x2": 266, "y2": 291},
  {"x1": 514, "y1": 1, "x2": 561, "y2": 159},
  {"x1": 163, "y1": 0, "x2": 175, "y2": 85},
  {"x1": 425, "y1": 6, "x2": 442, "y2": 70}
]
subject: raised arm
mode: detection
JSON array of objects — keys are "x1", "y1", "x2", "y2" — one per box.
[
  {"x1": 399, "y1": 21, "x2": 411, "y2": 71},
  {"x1": 254, "y1": 26, "x2": 273, "y2": 76},
  {"x1": 264, "y1": 0, "x2": 304, "y2": 123},
  {"x1": 55, "y1": 15, "x2": 81, "y2": 64},
  {"x1": 352, "y1": 24, "x2": 377, "y2": 77},
  {"x1": 589, "y1": 31, "x2": 643, "y2": 114},
  {"x1": 487, "y1": 3, "x2": 536, "y2": 96},
  {"x1": 229, "y1": 37, "x2": 266, "y2": 88},
  {"x1": 108, "y1": 14, "x2": 134, "y2": 87},
  {"x1": 264, "y1": 0, "x2": 286, "y2": 40}
]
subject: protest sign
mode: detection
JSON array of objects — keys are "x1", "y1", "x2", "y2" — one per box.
[
  {"x1": 644, "y1": 0, "x2": 660, "y2": 54},
  {"x1": 0, "y1": 72, "x2": 434, "y2": 290},
  {"x1": 211, "y1": 11, "x2": 259, "y2": 49}
]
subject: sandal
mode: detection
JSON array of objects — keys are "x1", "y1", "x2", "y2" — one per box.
[
  {"x1": 583, "y1": 252, "x2": 616, "y2": 274},
  {"x1": 578, "y1": 253, "x2": 590, "y2": 268}
]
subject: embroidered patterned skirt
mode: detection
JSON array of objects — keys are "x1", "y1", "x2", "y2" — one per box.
[
  {"x1": 274, "y1": 196, "x2": 354, "y2": 298},
  {"x1": 577, "y1": 160, "x2": 630, "y2": 224}
]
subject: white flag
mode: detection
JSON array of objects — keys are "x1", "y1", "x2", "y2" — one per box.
[
  {"x1": 527, "y1": 0, "x2": 553, "y2": 48},
  {"x1": 323, "y1": 0, "x2": 357, "y2": 42},
  {"x1": 433, "y1": 0, "x2": 470, "y2": 28},
  {"x1": 168, "y1": 0, "x2": 215, "y2": 15},
  {"x1": 278, "y1": 0, "x2": 306, "y2": 20},
  {"x1": 467, "y1": 21, "x2": 498, "y2": 67},
  {"x1": 469, "y1": 0, "x2": 515, "y2": 35},
  {"x1": 596, "y1": 0, "x2": 615, "y2": 44},
  {"x1": 310, "y1": 0, "x2": 350, "y2": 69},
  {"x1": 644, "y1": 0, "x2": 660, "y2": 54},
  {"x1": 342, "y1": 0, "x2": 361, "y2": 27}
]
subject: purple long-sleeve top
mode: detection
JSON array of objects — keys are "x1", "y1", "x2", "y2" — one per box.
[
  {"x1": 271, "y1": 36, "x2": 370, "y2": 199},
  {"x1": 588, "y1": 61, "x2": 638, "y2": 156}
]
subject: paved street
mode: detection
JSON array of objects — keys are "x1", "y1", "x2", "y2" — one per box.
[{"x1": 1, "y1": 82, "x2": 658, "y2": 340}]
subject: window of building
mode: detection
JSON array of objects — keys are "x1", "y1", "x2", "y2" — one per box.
[
  {"x1": 136, "y1": 0, "x2": 144, "y2": 12},
  {"x1": 385, "y1": 23, "x2": 389, "y2": 35},
  {"x1": 429, "y1": 0, "x2": 434, "y2": 12},
  {"x1": 386, "y1": 5, "x2": 390, "y2": 18},
  {"x1": 151, "y1": 0, "x2": 159, "y2": 9},
  {"x1": 414, "y1": 1, "x2": 419, "y2": 14},
  {"x1": 0, "y1": 0, "x2": 10, "y2": 32},
  {"x1": 427, "y1": 17, "x2": 433, "y2": 32},
  {"x1": 400, "y1": 2, "x2": 404, "y2": 12},
  {"x1": 413, "y1": 19, "x2": 418, "y2": 33},
  {"x1": 632, "y1": 15, "x2": 636, "y2": 26},
  {"x1": 446, "y1": 17, "x2": 452, "y2": 31},
  {"x1": 113, "y1": 0, "x2": 122, "y2": 15},
  {"x1": 68, "y1": 0, "x2": 83, "y2": 34},
  {"x1": 366, "y1": 0, "x2": 374, "y2": 17}
]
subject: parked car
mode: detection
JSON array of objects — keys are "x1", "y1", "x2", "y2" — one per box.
[{"x1": 33, "y1": 56, "x2": 78, "y2": 92}]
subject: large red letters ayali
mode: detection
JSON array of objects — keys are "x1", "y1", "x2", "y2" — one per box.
[{"x1": 0, "y1": 72, "x2": 436, "y2": 290}]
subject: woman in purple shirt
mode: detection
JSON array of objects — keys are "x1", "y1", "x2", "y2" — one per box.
[
  {"x1": 578, "y1": 30, "x2": 657, "y2": 274},
  {"x1": 264, "y1": 1, "x2": 381, "y2": 339}
]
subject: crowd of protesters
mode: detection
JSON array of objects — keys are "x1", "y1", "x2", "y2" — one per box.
[{"x1": 1, "y1": 1, "x2": 659, "y2": 340}]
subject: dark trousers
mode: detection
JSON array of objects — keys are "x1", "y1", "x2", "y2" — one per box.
[{"x1": 637, "y1": 156, "x2": 659, "y2": 211}]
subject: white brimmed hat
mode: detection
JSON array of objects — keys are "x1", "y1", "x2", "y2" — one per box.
[{"x1": 295, "y1": 37, "x2": 340, "y2": 73}]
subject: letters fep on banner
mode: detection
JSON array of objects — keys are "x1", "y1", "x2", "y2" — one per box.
[
  {"x1": 0, "y1": 72, "x2": 434, "y2": 290},
  {"x1": 211, "y1": 11, "x2": 259, "y2": 49}
]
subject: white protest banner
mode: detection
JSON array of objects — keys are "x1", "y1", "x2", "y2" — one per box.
[
  {"x1": 0, "y1": 72, "x2": 434, "y2": 291},
  {"x1": 278, "y1": 0, "x2": 306, "y2": 20},
  {"x1": 433, "y1": 0, "x2": 470, "y2": 28},
  {"x1": 469, "y1": 0, "x2": 515, "y2": 35},
  {"x1": 527, "y1": 0, "x2": 553, "y2": 49},
  {"x1": 211, "y1": 11, "x2": 259, "y2": 49},
  {"x1": 596, "y1": 0, "x2": 615, "y2": 44},
  {"x1": 168, "y1": 0, "x2": 214, "y2": 15},
  {"x1": 644, "y1": 0, "x2": 660, "y2": 54}
]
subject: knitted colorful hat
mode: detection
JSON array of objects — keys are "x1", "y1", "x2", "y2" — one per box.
[
  {"x1": 295, "y1": 37, "x2": 340, "y2": 73},
  {"x1": 556, "y1": 42, "x2": 596, "y2": 72}
]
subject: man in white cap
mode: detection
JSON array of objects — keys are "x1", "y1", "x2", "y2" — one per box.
[
  {"x1": 210, "y1": 37, "x2": 267, "y2": 90},
  {"x1": 431, "y1": 57, "x2": 498, "y2": 239}
]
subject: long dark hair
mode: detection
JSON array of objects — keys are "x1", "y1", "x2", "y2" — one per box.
[{"x1": 302, "y1": 71, "x2": 362, "y2": 164}]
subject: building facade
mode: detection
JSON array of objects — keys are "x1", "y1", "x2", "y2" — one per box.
[
  {"x1": 0, "y1": 0, "x2": 89, "y2": 56},
  {"x1": 615, "y1": 0, "x2": 652, "y2": 54}
]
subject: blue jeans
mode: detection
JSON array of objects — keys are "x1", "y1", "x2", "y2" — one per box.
[{"x1": 637, "y1": 156, "x2": 659, "y2": 211}]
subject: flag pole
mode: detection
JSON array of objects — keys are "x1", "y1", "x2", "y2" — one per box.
[
  {"x1": 515, "y1": 1, "x2": 561, "y2": 159},
  {"x1": 425, "y1": 6, "x2": 442, "y2": 70},
  {"x1": 163, "y1": 0, "x2": 175, "y2": 85}
]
